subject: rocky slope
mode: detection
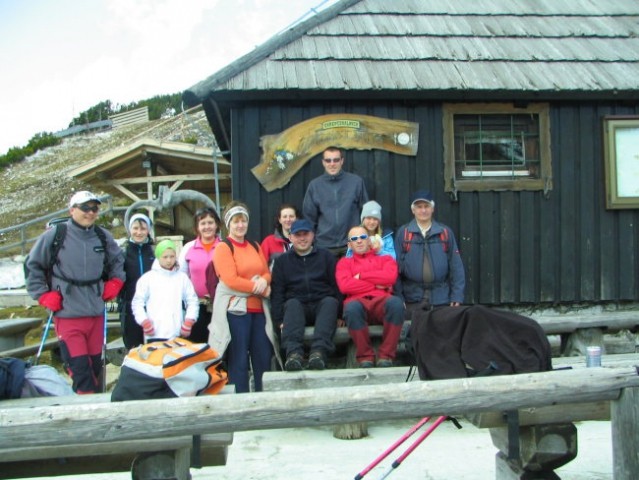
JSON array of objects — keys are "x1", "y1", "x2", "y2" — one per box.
[{"x1": 0, "y1": 108, "x2": 213, "y2": 249}]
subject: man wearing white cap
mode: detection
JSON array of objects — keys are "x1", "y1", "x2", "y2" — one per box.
[
  {"x1": 26, "y1": 191, "x2": 125, "y2": 393},
  {"x1": 394, "y1": 189, "x2": 465, "y2": 315}
]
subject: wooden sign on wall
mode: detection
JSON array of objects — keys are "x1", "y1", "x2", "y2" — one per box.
[{"x1": 254, "y1": 113, "x2": 419, "y2": 192}]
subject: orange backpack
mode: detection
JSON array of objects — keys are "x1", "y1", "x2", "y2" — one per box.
[{"x1": 112, "y1": 338, "x2": 227, "y2": 401}]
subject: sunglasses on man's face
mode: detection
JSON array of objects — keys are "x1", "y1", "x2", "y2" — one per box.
[
  {"x1": 75, "y1": 204, "x2": 99, "y2": 213},
  {"x1": 322, "y1": 157, "x2": 342, "y2": 164},
  {"x1": 349, "y1": 234, "x2": 369, "y2": 242}
]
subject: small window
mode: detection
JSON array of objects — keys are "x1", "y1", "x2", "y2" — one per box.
[{"x1": 443, "y1": 103, "x2": 552, "y2": 196}]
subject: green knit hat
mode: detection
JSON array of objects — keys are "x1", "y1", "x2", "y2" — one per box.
[{"x1": 155, "y1": 239, "x2": 176, "y2": 258}]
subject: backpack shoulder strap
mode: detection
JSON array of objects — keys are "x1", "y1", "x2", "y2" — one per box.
[
  {"x1": 49, "y1": 223, "x2": 67, "y2": 270},
  {"x1": 439, "y1": 226, "x2": 454, "y2": 258},
  {"x1": 439, "y1": 227, "x2": 450, "y2": 255},
  {"x1": 94, "y1": 225, "x2": 110, "y2": 278},
  {"x1": 402, "y1": 227, "x2": 414, "y2": 253},
  {"x1": 222, "y1": 238, "x2": 234, "y2": 255},
  {"x1": 222, "y1": 238, "x2": 259, "y2": 255}
]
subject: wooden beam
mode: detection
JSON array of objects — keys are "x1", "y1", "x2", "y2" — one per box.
[
  {"x1": 533, "y1": 312, "x2": 638, "y2": 334},
  {"x1": 111, "y1": 173, "x2": 228, "y2": 184},
  {"x1": 612, "y1": 386, "x2": 639, "y2": 479},
  {"x1": 170, "y1": 180, "x2": 184, "y2": 191},
  {"x1": 262, "y1": 353, "x2": 639, "y2": 391},
  {"x1": 110, "y1": 183, "x2": 141, "y2": 202},
  {"x1": 1, "y1": 367, "x2": 638, "y2": 449}
]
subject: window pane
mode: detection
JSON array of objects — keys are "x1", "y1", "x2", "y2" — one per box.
[{"x1": 454, "y1": 113, "x2": 540, "y2": 178}]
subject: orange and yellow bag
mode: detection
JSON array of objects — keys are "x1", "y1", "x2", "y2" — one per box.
[{"x1": 112, "y1": 338, "x2": 227, "y2": 401}]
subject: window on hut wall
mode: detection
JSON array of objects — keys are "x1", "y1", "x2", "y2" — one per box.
[{"x1": 443, "y1": 103, "x2": 552, "y2": 196}]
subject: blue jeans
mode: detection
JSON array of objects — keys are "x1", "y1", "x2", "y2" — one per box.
[{"x1": 227, "y1": 312, "x2": 273, "y2": 393}]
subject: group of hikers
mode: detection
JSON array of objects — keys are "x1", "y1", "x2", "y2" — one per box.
[{"x1": 25, "y1": 146, "x2": 465, "y2": 395}]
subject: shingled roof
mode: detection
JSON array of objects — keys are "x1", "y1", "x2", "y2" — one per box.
[{"x1": 184, "y1": 0, "x2": 639, "y2": 105}]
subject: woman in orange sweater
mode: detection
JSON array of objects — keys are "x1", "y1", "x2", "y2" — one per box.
[{"x1": 212, "y1": 201, "x2": 279, "y2": 393}]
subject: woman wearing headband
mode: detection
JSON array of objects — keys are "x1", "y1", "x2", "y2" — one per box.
[
  {"x1": 119, "y1": 213, "x2": 155, "y2": 349},
  {"x1": 178, "y1": 207, "x2": 223, "y2": 343},
  {"x1": 210, "y1": 201, "x2": 281, "y2": 393}
]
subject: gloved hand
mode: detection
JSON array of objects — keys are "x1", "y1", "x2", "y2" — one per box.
[
  {"x1": 180, "y1": 318, "x2": 196, "y2": 338},
  {"x1": 102, "y1": 278, "x2": 124, "y2": 301},
  {"x1": 142, "y1": 319, "x2": 155, "y2": 336},
  {"x1": 38, "y1": 291, "x2": 63, "y2": 312}
]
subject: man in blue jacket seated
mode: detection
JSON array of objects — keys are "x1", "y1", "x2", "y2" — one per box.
[
  {"x1": 270, "y1": 219, "x2": 342, "y2": 371},
  {"x1": 394, "y1": 189, "x2": 465, "y2": 319}
]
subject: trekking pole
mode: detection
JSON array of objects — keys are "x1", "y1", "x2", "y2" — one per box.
[
  {"x1": 354, "y1": 416, "x2": 431, "y2": 480},
  {"x1": 100, "y1": 305, "x2": 108, "y2": 392},
  {"x1": 376, "y1": 415, "x2": 448, "y2": 480},
  {"x1": 33, "y1": 310, "x2": 54, "y2": 366}
]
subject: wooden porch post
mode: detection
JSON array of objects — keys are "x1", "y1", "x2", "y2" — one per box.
[{"x1": 612, "y1": 386, "x2": 639, "y2": 479}]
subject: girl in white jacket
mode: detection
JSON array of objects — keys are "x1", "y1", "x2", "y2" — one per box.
[{"x1": 132, "y1": 239, "x2": 199, "y2": 342}]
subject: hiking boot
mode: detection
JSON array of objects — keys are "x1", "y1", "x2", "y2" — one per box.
[
  {"x1": 284, "y1": 353, "x2": 304, "y2": 371},
  {"x1": 376, "y1": 358, "x2": 393, "y2": 368},
  {"x1": 359, "y1": 360, "x2": 374, "y2": 368},
  {"x1": 308, "y1": 351, "x2": 326, "y2": 370}
]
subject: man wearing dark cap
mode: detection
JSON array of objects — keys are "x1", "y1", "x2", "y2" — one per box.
[
  {"x1": 26, "y1": 191, "x2": 125, "y2": 393},
  {"x1": 270, "y1": 219, "x2": 341, "y2": 371},
  {"x1": 394, "y1": 189, "x2": 465, "y2": 316}
]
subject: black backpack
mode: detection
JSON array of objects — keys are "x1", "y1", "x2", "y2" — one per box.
[
  {"x1": 0, "y1": 358, "x2": 27, "y2": 400},
  {"x1": 24, "y1": 222, "x2": 109, "y2": 290}
]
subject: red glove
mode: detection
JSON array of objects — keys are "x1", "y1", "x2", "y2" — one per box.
[
  {"x1": 180, "y1": 318, "x2": 196, "y2": 338},
  {"x1": 142, "y1": 319, "x2": 155, "y2": 336},
  {"x1": 102, "y1": 278, "x2": 124, "y2": 301},
  {"x1": 38, "y1": 291, "x2": 63, "y2": 312}
]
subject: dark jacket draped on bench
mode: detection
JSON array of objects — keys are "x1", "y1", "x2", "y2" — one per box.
[{"x1": 411, "y1": 305, "x2": 552, "y2": 380}]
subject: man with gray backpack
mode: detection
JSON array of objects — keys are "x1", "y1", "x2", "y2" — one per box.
[{"x1": 26, "y1": 191, "x2": 125, "y2": 394}]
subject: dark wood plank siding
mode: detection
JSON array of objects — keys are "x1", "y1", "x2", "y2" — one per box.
[{"x1": 228, "y1": 100, "x2": 639, "y2": 306}]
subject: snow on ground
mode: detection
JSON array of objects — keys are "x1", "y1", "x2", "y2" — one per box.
[
  {"x1": 0, "y1": 256, "x2": 25, "y2": 290},
  {"x1": 24, "y1": 419, "x2": 614, "y2": 480}
]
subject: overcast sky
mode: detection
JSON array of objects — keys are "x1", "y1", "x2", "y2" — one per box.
[{"x1": 0, "y1": 0, "x2": 338, "y2": 155}]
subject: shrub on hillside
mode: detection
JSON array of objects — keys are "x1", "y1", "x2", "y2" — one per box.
[{"x1": 0, "y1": 132, "x2": 61, "y2": 169}]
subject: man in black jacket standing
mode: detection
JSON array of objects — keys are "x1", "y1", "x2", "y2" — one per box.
[{"x1": 271, "y1": 219, "x2": 341, "y2": 371}]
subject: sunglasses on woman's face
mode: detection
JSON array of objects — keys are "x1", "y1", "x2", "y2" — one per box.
[
  {"x1": 349, "y1": 234, "x2": 369, "y2": 242},
  {"x1": 75, "y1": 204, "x2": 99, "y2": 213}
]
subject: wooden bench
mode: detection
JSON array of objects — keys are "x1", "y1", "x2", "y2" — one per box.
[
  {"x1": 2, "y1": 367, "x2": 638, "y2": 480},
  {"x1": 0, "y1": 317, "x2": 42, "y2": 352},
  {"x1": 1, "y1": 315, "x2": 121, "y2": 359},
  {"x1": 0, "y1": 389, "x2": 234, "y2": 480},
  {"x1": 263, "y1": 353, "x2": 639, "y2": 479},
  {"x1": 302, "y1": 309, "x2": 638, "y2": 357},
  {"x1": 296, "y1": 309, "x2": 637, "y2": 439},
  {"x1": 103, "y1": 309, "x2": 637, "y2": 368}
]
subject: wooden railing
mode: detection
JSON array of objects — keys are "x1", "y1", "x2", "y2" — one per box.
[{"x1": 0, "y1": 195, "x2": 114, "y2": 256}]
